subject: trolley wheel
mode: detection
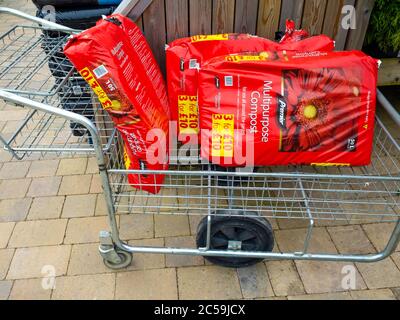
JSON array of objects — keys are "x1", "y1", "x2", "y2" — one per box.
[
  {"x1": 103, "y1": 250, "x2": 133, "y2": 270},
  {"x1": 196, "y1": 212, "x2": 274, "y2": 268}
]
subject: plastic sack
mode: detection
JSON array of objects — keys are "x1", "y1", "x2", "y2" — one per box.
[
  {"x1": 279, "y1": 19, "x2": 309, "y2": 44},
  {"x1": 64, "y1": 14, "x2": 169, "y2": 194},
  {"x1": 198, "y1": 51, "x2": 379, "y2": 167},
  {"x1": 166, "y1": 32, "x2": 334, "y2": 143}
]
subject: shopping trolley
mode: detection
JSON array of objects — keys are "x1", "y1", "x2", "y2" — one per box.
[{"x1": 0, "y1": 7, "x2": 399, "y2": 269}]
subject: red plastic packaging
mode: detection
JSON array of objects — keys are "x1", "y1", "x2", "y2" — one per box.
[
  {"x1": 64, "y1": 14, "x2": 169, "y2": 194},
  {"x1": 198, "y1": 51, "x2": 378, "y2": 167},
  {"x1": 279, "y1": 19, "x2": 309, "y2": 44},
  {"x1": 166, "y1": 32, "x2": 334, "y2": 142}
]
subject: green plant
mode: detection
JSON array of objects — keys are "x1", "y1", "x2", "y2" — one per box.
[{"x1": 365, "y1": 0, "x2": 400, "y2": 53}]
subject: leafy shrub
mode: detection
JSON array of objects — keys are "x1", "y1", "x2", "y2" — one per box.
[{"x1": 365, "y1": 0, "x2": 400, "y2": 53}]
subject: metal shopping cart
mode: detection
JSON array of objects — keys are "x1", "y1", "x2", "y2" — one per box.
[{"x1": 0, "y1": 7, "x2": 399, "y2": 269}]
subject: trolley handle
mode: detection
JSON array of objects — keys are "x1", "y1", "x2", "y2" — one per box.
[
  {"x1": 0, "y1": 7, "x2": 80, "y2": 34},
  {"x1": 377, "y1": 89, "x2": 400, "y2": 127},
  {"x1": 0, "y1": 89, "x2": 103, "y2": 160}
]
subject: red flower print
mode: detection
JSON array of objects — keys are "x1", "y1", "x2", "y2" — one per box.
[{"x1": 281, "y1": 67, "x2": 361, "y2": 152}]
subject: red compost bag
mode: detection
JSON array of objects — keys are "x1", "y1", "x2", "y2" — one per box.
[
  {"x1": 166, "y1": 30, "x2": 334, "y2": 143},
  {"x1": 198, "y1": 51, "x2": 379, "y2": 167},
  {"x1": 64, "y1": 14, "x2": 169, "y2": 194}
]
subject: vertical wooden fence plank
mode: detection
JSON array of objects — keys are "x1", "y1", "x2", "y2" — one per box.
[
  {"x1": 322, "y1": 0, "x2": 344, "y2": 38},
  {"x1": 301, "y1": 0, "x2": 328, "y2": 35},
  {"x1": 279, "y1": 0, "x2": 305, "y2": 31},
  {"x1": 234, "y1": 0, "x2": 259, "y2": 34},
  {"x1": 322, "y1": 0, "x2": 356, "y2": 50},
  {"x1": 189, "y1": 0, "x2": 212, "y2": 35},
  {"x1": 143, "y1": 0, "x2": 167, "y2": 72},
  {"x1": 166, "y1": 0, "x2": 189, "y2": 43},
  {"x1": 257, "y1": 0, "x2": 282, "y2": 39},
  {"x1": 212, "y1": 0, "x2": 235, "y2": 34},
  {"x1": 345, "y1": 0, "x2": 375, "y2": 50}
]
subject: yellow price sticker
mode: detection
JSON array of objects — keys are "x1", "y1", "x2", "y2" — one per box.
[
  {"x1": 191, "y1": 34, "x2": 229, "y2": 43},
  {"x1": 79, "y1": 67, "x2": 113, "y2": 111},
  {"x1": 211, "y1": 114, "x2": 235, "y2": 158},
  {"x1": 225, "y1": 54, "x2": 268, "y2": 62},
  {"x1": 178, "y1": 95, "x2": 199, "y2": 135}
]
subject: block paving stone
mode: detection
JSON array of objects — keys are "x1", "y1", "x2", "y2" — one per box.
[
  {"x1": 56, "y1": 158, "x2": 87, "y2": 176},
  {"x1": 237, "y1": 263, "x2": 274, "y2": 299},
  {"x1": 0, "y1": 222, "x2": 14, "y2": 248},
  {"x1": 127, "y1": 238, "x2": 166, "y2": 271},
  {"x1": 8, "y1": 219, "x2": 67, "y2": 248},
  {"x1": 0, "y1": 249, "x2": 14, "y2": 280},
  {"x1": 349, "y1": 289, "x2": 397, "y2": 300},
  {"x1": 64, "y1": 216, "x2": 115, "y2": 244},
  {"x1": 27, "y1": 177, "x2": 61, "y2": 198},
  {"x1": 28, "y1": 196, "x2": 64, "y2": 220},
  {"x1": 58, "y1": 175, "x2": 92, "y2": 196},
  {"x1": 119, "y1": 214, "x2": 154, "y2": 240},
  {"x1": 363, "y1": 223, "x2": 400, "y2": 252},
  {"x1": 0, "y1": 162, "x2": 30, "y2": 179},
  {"x1": 276, "y1": 228, "x2": 367, "y2": 294},
  {"x1": 27, "y1": 160, "x2": 59, "y2": 178},
  {"x1": 0, "y1": 179, "x2": 31, "y2": 200},
  {"x1": 116, "y1": 269, "x2": 177, "y2": 300},
  {"x1": 155, "y1": 215, "x2": 190, "y2": 238},
  {"x1": 265, "y1": 260, "x2": 305, "y2": 297},
  {"x1": 9, "y1": 278, "x2": 52, "y2": 300},
  {"x1": 62, "y1": 194, "x2": 96, "y2": 218},
  {"x1": 177, "y1": 266, "x2": 242, "y2": 300},
  {"x1": 0, "y1": 281, "x2": 12, "y2": 300},
  {"x1": 356, "y1": 259, "x2": 400, "y2": 289},
  {"x1": 165, "y1": 236, "x2": 204, "y2": 267},
  {"x1": 7, "y1": 245, "x2": 71, "y2": 280},
  {"x1": 52, "y1": 274, "x2": 115, "y2": 300},
  {"x1": 0, "y1": 198, "x2": 32, "y2": 222}
]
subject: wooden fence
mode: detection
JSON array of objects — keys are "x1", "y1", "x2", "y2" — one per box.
[{"x1": 116, "y1": 0, "x2": 376, "y2": 72}]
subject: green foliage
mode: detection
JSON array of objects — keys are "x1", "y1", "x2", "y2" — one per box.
[{"x1": 366, "y1": 0, "x2": 400, "y2": 53}]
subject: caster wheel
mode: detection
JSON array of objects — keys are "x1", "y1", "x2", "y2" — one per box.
[
  {"x1": 103, "y1": 250, "x2": 133, "y2": 270},
  {"x1": 196, "y1": 211, "x2": 274, "y2": 268}
]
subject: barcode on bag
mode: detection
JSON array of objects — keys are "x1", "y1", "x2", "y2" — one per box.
[
  {"x1": 189, "y1": 59, "x2": 199, "y2": 69},
  {"x1": 93, "y1": 65, "x2": 109, "y2": 79},
  {"x1": 224, "y1": 76, "x2": 233, "y2": 87}
]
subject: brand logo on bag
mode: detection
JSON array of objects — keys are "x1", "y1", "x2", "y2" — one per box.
[{"x1": 277, "y1": 96, "x2": 288, "y2": 129}]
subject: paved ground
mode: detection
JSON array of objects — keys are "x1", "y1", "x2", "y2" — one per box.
[{"x1": 0, "y1": 0, "x2": 399, "y2": 300}]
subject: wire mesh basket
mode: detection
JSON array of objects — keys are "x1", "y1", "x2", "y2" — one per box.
[
  {"x1": 0, "y1": 23, "x2": 116, "y2": 159},
  {"x1": 107, "y1": 117, "x2": 400, "y2": 225}
]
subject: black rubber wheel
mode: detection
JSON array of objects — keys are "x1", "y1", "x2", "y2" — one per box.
[
  {"x1": 103, "y1": 251, "x2": 133, "y2": 270},
  {"x1": 196, "y1": 211, "x2": 274, "y2": 268}
]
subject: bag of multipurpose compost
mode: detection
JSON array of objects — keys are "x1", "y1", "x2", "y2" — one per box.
[
  {"x1": 198, "y1": 50, "x2": 379, "y2": 167},
  {"x1": 166, "y1": 30, "x2": 334, "y2": 144},
  {"x1": 64, "y1": 14, "x2": 169, "y2": 194}
]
